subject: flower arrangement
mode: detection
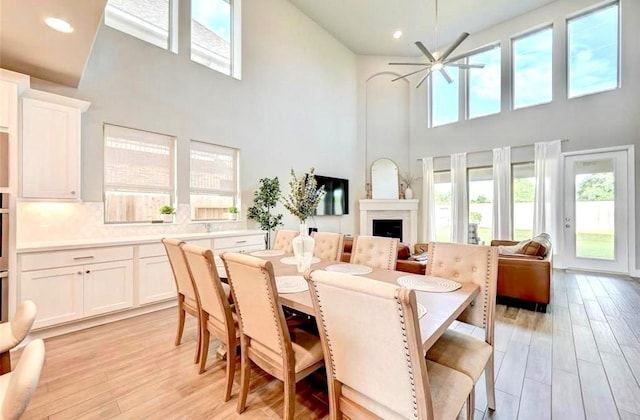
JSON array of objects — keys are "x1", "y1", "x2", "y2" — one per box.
[
  {"x1": 281, "y1": 167, "x2": 325, "y2": 222},
  {"x1": 400, "y1": 173, "x2": 421, "y2": 189}
]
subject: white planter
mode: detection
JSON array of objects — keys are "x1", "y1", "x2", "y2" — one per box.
[
  {"x1": 162, "y1": 214, "x2": 173, "y2": 223},
  {"x1": 404, "y1": 187, "x2": 414, "y2": 199}
]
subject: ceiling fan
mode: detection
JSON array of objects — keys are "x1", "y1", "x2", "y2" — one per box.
[{"x1": 390, "y1": 33, "x2": 485, "y2": 88}]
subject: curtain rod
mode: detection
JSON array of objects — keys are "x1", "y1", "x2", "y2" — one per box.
[{"x1": 416, "y1": 139, "x2": 569, "y2": 161}]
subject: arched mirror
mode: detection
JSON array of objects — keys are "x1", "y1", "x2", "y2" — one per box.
[{"x1": 371, "y1": 158, "x2": 399, "y2": 199}]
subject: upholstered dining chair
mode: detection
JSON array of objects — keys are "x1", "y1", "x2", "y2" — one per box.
[
  {"x1": 305, "y1": 269, "x2": 474, "y2": 420},
  {"x1": 272, "y1": 229, "x2": 298, "y2": 254},
  {"x1": 311, "y1": 231, "x2": 344, "y2": 261},
  {"x1": 349, "y1": 235, "x2": 399, "y2": 270},
  {"x1": 0, "y1": 300, "x2": 37, "y2": 375},
  {"x1": 220, "y1": 252, "x2": 324, "y2": 419},
  {"x1": 162, "y1": 238, "x2": 201, "y2": 363},
  {"x1": 425, "y1": 242, "x2": 499, "y2": 415},
  {"x1": 0, "y1": 339, "x2": 45, "y2": 420},
  {"x1": 182, "y1": 244, "x2": 239, "y2": 401}
]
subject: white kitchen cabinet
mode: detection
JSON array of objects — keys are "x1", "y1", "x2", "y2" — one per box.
[
  {"x1": 0, "y1": 81, "x2": 15, "y2": 131},
  {"x1": 138, "y1": 255, "x2": 175, "y2": 305},
  {"x1": 21, "y1": 91, "x2": 89, "y2": 199},
  {"x1": 83, "y1": 260, "x2": 133, "y2": 316}
]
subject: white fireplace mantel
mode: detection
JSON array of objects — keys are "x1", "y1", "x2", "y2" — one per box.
[{"x1": 359, "y1": 199, "x2": 419, "y2": 245}]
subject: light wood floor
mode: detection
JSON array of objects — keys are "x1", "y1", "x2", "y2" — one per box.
[{"x1": 18, "y1": 270, "x2": 640, "y2": 419}]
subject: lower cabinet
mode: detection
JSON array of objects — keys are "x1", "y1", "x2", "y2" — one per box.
[
  {"x1": 83, "y1": 260, "x2": 133, "y2": 316},
  {"x1": 138, "y1": 256, "x2": 175, "y2": 305}
]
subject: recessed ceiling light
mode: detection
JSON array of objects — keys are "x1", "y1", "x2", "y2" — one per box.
[
  {"x1": 45, "y1": 17, "x2": 74, "y2": 33},
  {"x1": 393, "y1": 30, "x2": 403, "y2": 39}
]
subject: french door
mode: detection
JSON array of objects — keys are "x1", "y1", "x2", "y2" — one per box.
[{"x1": 562, "y1": 149, "x2": 630, "y2": 273}]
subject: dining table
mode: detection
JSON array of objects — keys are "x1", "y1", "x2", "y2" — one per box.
[{"x1": 240, "y1": 252, "x2": 481, "y2": 353}]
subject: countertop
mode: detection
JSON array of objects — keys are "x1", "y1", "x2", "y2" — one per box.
[{"x1": 16, "y1": 229, "x2": 266, "y2": 253}]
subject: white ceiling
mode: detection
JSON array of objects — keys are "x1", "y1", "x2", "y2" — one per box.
[{"x1": 288, "y1": 0, "x2": 559, "y2": 56}]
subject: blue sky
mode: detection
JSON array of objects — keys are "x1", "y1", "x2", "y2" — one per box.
[
  {"x1": 431, "y1": 2, "x2": 618, "y2": 126},
  {"x1": 192, "y1": 0, "x2": 231, "y2": 42}
]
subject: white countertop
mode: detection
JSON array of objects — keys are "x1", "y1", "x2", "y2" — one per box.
[{"x1": 16, "y1": 229, "x2": 265, "y2": 253}]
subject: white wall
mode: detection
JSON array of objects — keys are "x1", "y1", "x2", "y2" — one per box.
[
  {"x1": 357, "y1": 0, "x2": 640, "y2": 270},
  {"x1": 27, "y1": 0, "x2": 360, "y2": 239}
]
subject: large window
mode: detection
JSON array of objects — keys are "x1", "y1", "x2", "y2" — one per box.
[
  {"x1": 191, "y1": 0, "x2": 241, "y2": 79},
  {"x1": 567, "y1": 2, "x2": 619, "y2": 98},
  {"x1": 512, "y1": 163, "x2": 535, "y2": 240},
  {"x1": 430, "y1": 70, "x2": 459, "y2": 127},
  {"x1": 104, "y1": 125, "x2": 176, "y2": 223},
  {"x1": 105, "y1": 0, "x2": 178, "y2": 52},
  {"x1": 512, "y1": 26, "x2": 553, "y2": 109},
  {"x1": 190, "y1": 141, "x2": 238, "y2": 221},
  {"x1": 468, "y1": 167, "x2": 493, "y2": 243},
  {"x1": 434, "y1": 171, "x2": 452, "y2": 242},
  {"x1": 468, "y1": 46, "x2": 501, "y2": 119}
]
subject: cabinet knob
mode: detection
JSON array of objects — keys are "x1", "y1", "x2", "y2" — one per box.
[
  {"x1": 86, "y1": 270, "x2": 90, "y2": 274},
  {"x1": 77, "y1": 271, "x2": 82, "y2": 275},
  {"x1": 70, "y1": 191, "x2": 76, "y2": 195}
]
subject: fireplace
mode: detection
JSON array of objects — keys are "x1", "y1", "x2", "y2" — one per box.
[
  {"x1": 373, "y1": 219, "x2": 403, "y2": 242},
  {"x1": 358, "y1": 199, "x2": 419, "y2": 245}
]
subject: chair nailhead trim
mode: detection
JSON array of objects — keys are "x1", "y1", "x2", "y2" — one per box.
[{"x1": 395, "y1": 293, "x2": 419, "y2": 419}]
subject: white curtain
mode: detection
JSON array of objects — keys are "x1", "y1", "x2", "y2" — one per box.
[
  {"x1": 421, "y1": 157, "x2": 436, "y2": 242},
  {"x1": 534, "y1": 140, "x2": 562, "y2": 242},
  {"x1": 451, "y1": 153, "x2": 468, "y2": 243},
  {"x1": 492, "y1": 147, "x2": 512, "y2": 240}
]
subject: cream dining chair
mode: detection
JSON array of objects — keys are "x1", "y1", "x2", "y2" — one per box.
[
  {"x1": 425, "y1": 242, "x2": 499, "y2": 414},
  {"x1": 220, "y1": 252, "x2": 324, "y2": 419},
  {"x1": 272, "y1": 229, "x2": 298, "y2": 254},
  {"x1": 162, "y1": 238, "x2": 201, "y2": 363},
  {"x1": 349, "y1": 235, "x2": 399, "y2": 270},
  {"x1": 182, "y1": 244, "x2": 239, "y2": 401},
  {"x1": 305, "y1": 269, "x2": 474, "y2": 420},
  {"x1": 0, "y1": 339, "x2": 45, "y2": 420},
  {"x1": 311, "y1": 231, "x2": 344, "y2": 261},
  {"x1": 0, "y1": 300, "x2": 37, "y2": 375}
]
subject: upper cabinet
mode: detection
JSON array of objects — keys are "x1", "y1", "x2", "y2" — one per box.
[{"x1": 21, "y1": 90, "x2": 90, "y2": 200}]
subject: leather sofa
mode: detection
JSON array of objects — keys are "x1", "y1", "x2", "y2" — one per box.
[
  {"x1": 491, "y1": 239, "x2": 552, "y2": 312},
  {"x1": 342, "y1": 236, "x2": 425, "y2": 275}
]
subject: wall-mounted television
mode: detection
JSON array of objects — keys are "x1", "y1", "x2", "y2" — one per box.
[{"x1": 314, "y1": 175, "x2": 349, "y2": 216}]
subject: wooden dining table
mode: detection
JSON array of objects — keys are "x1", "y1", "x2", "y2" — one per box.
[{"x1": 249, "y1": 253, "x2": 481, "y2": 353}]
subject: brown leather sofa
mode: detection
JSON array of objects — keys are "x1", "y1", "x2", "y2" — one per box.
[
  {"x1": 342, "y1": 236, "x2": 425, "y2": 275},
  {"x1": 491, "y1": 239, "x2": 552, "y2": 312}
]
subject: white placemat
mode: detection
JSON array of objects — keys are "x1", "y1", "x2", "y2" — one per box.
[
  {"x1": 417, "y1": 303, "x2": 427, "y2": 319},
  {"x1": 397, "y1": 275, "x2": 462, "y2": 293},
  {"x1": 275, "y1": 275, "x2": 309, "y2": 294},
  {"x1": 280, "y1": 256, "x2": 321, "y2": 265},
  {"x1": 250, "y1": 249, "x2": 285, "y2": 257},
  {"x1": 325, "y1": 264, "x2": 373, "y2": 275}
]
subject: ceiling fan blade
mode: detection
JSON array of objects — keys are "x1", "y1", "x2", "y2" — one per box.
[
  {"x1": 445, "y1": 63, "x2": 485, "y2": 69},
  {"x1": 439, "y1": 32, "x2": 470, "y2": 61},
  {"x1": 415, "y1": 70, "x2": 433, "y2": 89},
  {"x1": 391, "y1": 67, "x2": 429, "y2": 82},
  {"x1": 389, "y1": 62, "x2": 429, "y2": 66},
  {"x1": 445, "y1": 43, "x2": 499, "y2": 64},
  {"x1": 414, "y1": 41, "x2": 436, "y2": 63},
  {"x1": 439, "y1": 68, "x2": 454, "y2": 84}
]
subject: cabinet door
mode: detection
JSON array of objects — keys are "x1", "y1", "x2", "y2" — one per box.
[
  {"x1": 83, "y1": 260, "x2": 134, "y2": 316},
  {"x1": 21, "y1": 266, "x2": 84, "y2": 329},
  {"x1": 138, "y1": 256, "x2": 176, "y2": 305},
  {"x1": 0, "y1": 81, "x2": 16, "y2": 131},
  {"x1": 22, "y1": 98, "x2": 80, "y2": 199}
]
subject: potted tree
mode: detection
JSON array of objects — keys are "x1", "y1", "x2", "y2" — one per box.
[
  {"x1": 227, "y1": 206, "x2": 239, "y2": 220},
  {"x1": 247, "y1": 177, "x2": 283, "y2": 249},
  {"x1": 160, "y1": 205, "x2": 175, "y2": 223}
]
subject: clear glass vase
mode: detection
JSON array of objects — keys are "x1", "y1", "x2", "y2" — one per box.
[{"x1": 292, "y1": 222, "x2": 315, "y2": 273}]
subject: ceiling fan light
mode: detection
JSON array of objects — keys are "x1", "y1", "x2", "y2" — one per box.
[
  {"x1": 45, "y1": 17, "x2": 74, "y2": 33},
  {"x1": 393, "y1": 30, "x2": 403, "y2": 39},
  {"x1": 431, "y1": 62, "x2": 444, "y2": 71}
]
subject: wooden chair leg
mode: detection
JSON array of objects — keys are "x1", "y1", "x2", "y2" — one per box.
[
  {"x1": 0, "y1": 351, "x2": 11, "y2": 375},
  {"x1": 283, "y1": 376, "x2": 296, "y2": 420},
  {"x1": 175, "y1": 299, "x2": 186, "y2": 346},
  {"x1": 237, "y1": 341, "x2": 250, "y2": 414},
  {"x1": 466, "y1": 385, "x2": 475, "y2": 420},
  {"x1": 198, "y1": 315, "x2": 210, "y2": 374},
  {"x1": 485, "y1": 354, "x2": 496, "y2": 411},
  {"x1": 216, "y1": 344, "x2": 228, "y2": 361},
  {"x1": 224, "y1": 341, "x2": 237, "y2": 402}
]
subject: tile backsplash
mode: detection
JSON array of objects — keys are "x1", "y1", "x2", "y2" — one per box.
[{"x1": 17, "y1": 201, "x2": 246, "y2": 244}]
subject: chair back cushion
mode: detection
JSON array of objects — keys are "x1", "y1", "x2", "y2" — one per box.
[
  {"x1": 2, "y1": 339, "x2": 45, "y2": 419},
  {"x1": 182, "y1": 245, "x2": 233, "y2": 336},
  {"x1": 162, "y1": 238, "x2": 197, "y2": 301},
  {"x1": 10, "y1": 301, "x2": 36, "y2": 346},
  {"x1": 426, "y1": 242, "x2": 498, "y2": 329},
  {"x1": 311, "y1": 232, "x2": 344, "y2": 261},
  {"x1": 273, "y1": 230, "x2": 298, "y2": 254},
  {"x1": 349, "y1": 236, "x2": 399, "y2": 270},
  {"x1": 306, "y1": 269, "x2": 431, "y2": 419},
  {"x1": 221, "y1": 252, "x2": 289, "y2": 361}
]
